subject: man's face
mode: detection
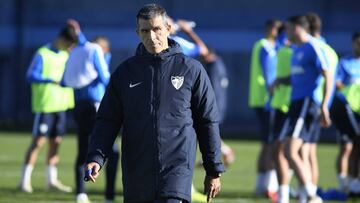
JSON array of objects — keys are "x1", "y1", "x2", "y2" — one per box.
[
  {"x1": 137, "y1": 15, "x2": 171, "y2": 54},
  {"x1": 352, "y1": 38, "x2": 360, "y2": 57}
]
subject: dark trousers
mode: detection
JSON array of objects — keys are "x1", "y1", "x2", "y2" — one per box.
[{"x1": 73, "y1": 100, "x2": 119, "y2": 200}]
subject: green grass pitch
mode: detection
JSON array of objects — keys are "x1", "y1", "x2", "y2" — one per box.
[{"x1": 0, "y1": 132, "x2": 343, "y2": 203}]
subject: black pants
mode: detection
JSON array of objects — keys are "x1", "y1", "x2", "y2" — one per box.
[{"x1": 73, "y1": 100, "x2": 119, "y2": 199}]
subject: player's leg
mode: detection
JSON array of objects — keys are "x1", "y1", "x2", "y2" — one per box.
[
  {"x1": 273, "y1": 111, "x2": 290, "y2": 203},
  {"x1": 74, "y1": 101, "x2": 97, "y2": 203},
  {"x1": 284, "y1": 137, "x2": 309, "y2": 184},
  {"x1": 274, "y1": 141, "x2": 291, "y2": 203},
  {"x1": 302, "y1": 102, "x2": 323, "y2": 203},
  {"x1": 331, "y1": 96, "x2": 359, "y2": 193},
  {"x1": 348, "y1": 137, "x2": 360, "y2": 196},
  {"x1": 284, "y1": 98, "x2": 320, "y2": 202},
  {"x1": 309, "y1": 143, "x2": 319, "y2": 186},
  {"x1": 254, "y1": 108, "x2": 272, "y2": 195},
  {"x1": 46, "y1": 112, "x2": 72, "y2": 192},
  {"x1": 336, "y1": 138, "x2": 352, "y2": 192},
  {"x1": 19, "y1": 113, "x2": 47, "y2": 193},
  {"x1": 263, "y1": 110, "x2": 279, "y2": 202}
]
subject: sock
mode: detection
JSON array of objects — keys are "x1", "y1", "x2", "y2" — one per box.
[
  {"x1": 278, "y1": 185, "x2": 289, "y2": 203},
  {"x1": 267, "y1": 169, "x2": 279, "y2": 192},
  {"x1": 337, "y1": 174, "x2": 348, "y2": 191},
  {"x1": 304, "y1": 183, "x2": 317, "y2": 197},
  {"x1": 21, "y1": 164, "x2": 34, "y2": 186},
  {"x1": 76, "y1": 193, "x2": 89, "y2": 201},
  {"x1": 47, "y1": 165, "x2": 57, "y2": 184},
  {"x1": 255, "y1": 173, "x2": 266, "y2": 194}
]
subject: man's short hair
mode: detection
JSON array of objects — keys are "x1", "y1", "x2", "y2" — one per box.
[
  {"x1": 287, "y1": 15, "x2": 310, "y2": 32},
  {"x1": 58, "y1": 26, "x2": 78, "y2": 44},
  {"x1": 136, "y1": 4, "x2": 168, "y2": 24},
  {"x1": 265, "y1": 19, "x2": 282, "y2": 32},
  {"x1": 306, "y1": 12, "x2": 322, "y2": 36}
]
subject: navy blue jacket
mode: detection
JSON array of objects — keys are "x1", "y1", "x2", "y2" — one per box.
[{"x1": 87, "y1": 39, "x2": 225, "y2": 203}]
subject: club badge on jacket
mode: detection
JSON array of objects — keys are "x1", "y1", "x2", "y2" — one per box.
[{"x1": 171, "y1": 76, "x2": 184, "y2": 90}]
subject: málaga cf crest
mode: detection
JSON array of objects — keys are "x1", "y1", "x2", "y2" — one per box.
[{"x1": 171, "y1": 76, "x2": 184, "y2": 90}]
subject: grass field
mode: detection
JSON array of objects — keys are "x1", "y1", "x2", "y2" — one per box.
[{"x1": 0, "y1": 132, "x2": 343, "y2": 203}]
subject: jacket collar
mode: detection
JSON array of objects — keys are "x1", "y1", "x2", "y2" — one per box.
[{"x1": 135, "y1": 38, "x2": 182, "y2": 60}]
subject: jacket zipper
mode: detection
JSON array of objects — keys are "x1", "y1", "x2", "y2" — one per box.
[{"x1": 150, "y1": 64, "x2": 159, "y2": 195}]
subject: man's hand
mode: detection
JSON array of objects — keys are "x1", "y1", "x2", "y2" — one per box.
[
  {"x1": 320, "y1": 105, "x2": 331, "y2": 128},
  {"x1": 203, "y1": 175, "x2": 221, "y2": 202},
  {"x1": 84, "y1": 162, "x2": 101, "y2": 183},
  {"x1": 268, "y1": 79, "x2": 279, "y2": 95},
  {"x1": 67, "y1": 19, "x2": 81, "y2": 34},
  {"x1": 177, "y1": 19, "x2": 193, "y2": 34}
]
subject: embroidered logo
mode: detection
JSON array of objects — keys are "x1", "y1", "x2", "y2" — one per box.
[
  {"x1": 39, "y1": 123, "x2": 48, "y2": 134},
  {"x1": 171, "y1": 76, "x2": 184, "y2": 90},
  {"x1": 129, "y1": 82, "x2": 142, "y2": 88}
]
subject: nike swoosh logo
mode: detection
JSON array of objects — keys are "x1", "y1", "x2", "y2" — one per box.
[{"x1": 129, "y1": 82, "x2": 142, "y2": 88}]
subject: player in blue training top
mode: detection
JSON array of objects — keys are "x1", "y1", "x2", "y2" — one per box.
[
  {"x1": 167, "y1": 18, "x2": 203, "y2": 58},
  {"x1": 63, "y1": 20, "x2": 119, "y2": 203},
  {"x1": 330, "y1": 32, "x2": 360, "y2": 195},
  {"x1": 282, "y1": 15, "x2": 333, "y2": 203},
  {"x1": 303, "y1": 12, "x2": 339, "y2": 197},
  {"x1": 173, "y1": 19, "x2": 236, "y2": 165}
]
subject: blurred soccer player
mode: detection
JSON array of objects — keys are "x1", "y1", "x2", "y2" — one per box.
[
  {"x1": 64, "y1": 20, "x2": 119, "y2": 203},
  {"x1": 304, "y1": 12, "x2": 338, "y2": 194},
  {"x1": 19, "y1": 25, "x2": 77, "y2": 193},
  {"x1": 330, "y1": 32, "x2": 360, "y2": 195},
  {"x1": 283, "y1": 15, "x2": 334, "y2": 203},
  {"x1": 174, "y1": 20, "x2": 235, "y2": 166},
  {"x1": 249, "y1": 19, "x2": 282, "y2": 198},
  {"x1": 270, "y1": 33, "x2": 294, "y2": 203}
]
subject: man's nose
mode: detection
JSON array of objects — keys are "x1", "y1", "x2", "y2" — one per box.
[{"x1": 150, "y1": 30, "x2": 157, "y2": 41}]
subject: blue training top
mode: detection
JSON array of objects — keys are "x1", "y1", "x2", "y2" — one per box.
[
  {"x1": 337, "y1": 55, "x2": 360, "y2": 85},
  {"x1": 291, "y1": 36, "x2": 329, "y2": 102}
]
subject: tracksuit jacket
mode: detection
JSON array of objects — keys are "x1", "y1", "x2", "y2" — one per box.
[{"x1": 86, "y1": 39, "x2": 225, "y2": 203}]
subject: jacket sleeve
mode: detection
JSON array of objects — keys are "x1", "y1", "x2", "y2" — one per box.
[
  {"x1": 26, "y1": 53, "x2": 55, "y2": 84},
  {"x1": 92, "y1": 47, "x2": 110, "y2": 85},
  {"x1": 191, "y1": 62, "x2": 225, "y2": 176},
  {"x1": 86, "y1": 72, "x2": 123, "y2": 168}
]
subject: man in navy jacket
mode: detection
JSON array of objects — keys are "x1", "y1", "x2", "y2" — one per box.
[{"x1": 85, "y1": 4, "x2": 225, "y2": 203}]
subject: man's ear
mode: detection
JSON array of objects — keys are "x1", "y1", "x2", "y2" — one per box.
[
  {"x1": 136, "y1": 28, "x2": 139, "y2": 35},
  {"x1": 166, "y1": 23, "x2": 171, "y2": 32}
]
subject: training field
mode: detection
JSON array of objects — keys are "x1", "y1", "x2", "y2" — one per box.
[{"x1": 0, "y1": 132, "x2": 342, "y2": 203}]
